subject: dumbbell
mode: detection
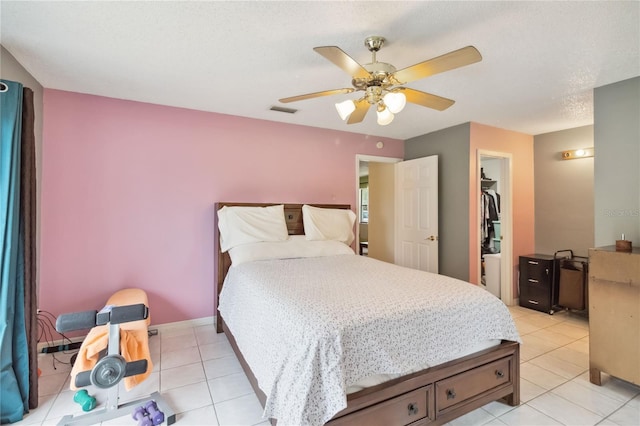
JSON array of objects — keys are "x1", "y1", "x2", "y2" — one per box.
[
  {"x1": 145, "y1": 400, "x2": 165, "y2": 425},
  {"x1": 73, "y1": 389, "x2": 96, "y2": 412},
  {"x1": 132, "y1": 405, "x2": 153, "y2": 426}
]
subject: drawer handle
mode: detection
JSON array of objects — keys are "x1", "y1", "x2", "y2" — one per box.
[
  {"x1": 446, "y1": 389, "x2": 456, "y2": 400},
  {"x1": 528, "y1": 278, "x2": 539, "y2": 283},
  {"x1": 528, "y1": 261, "x2": 539, "y2": 265},
  {"x1": 496, "y1": 369, "x2": 505, "y2": 379},
  {"x1": 528, "y1": 300, "x2": 539, "y2": 305},
  {"x1": 407, "y1": 403, "x2": 419, "y2": 416}
]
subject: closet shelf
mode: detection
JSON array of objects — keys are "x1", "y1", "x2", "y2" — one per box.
[{"x1": 481, "y1": 179, "x2": 496, "y2": 188}]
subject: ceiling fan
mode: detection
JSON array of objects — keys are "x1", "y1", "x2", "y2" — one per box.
[{"x1": 279, "y1": 36, "x2": 482, "y2": 126}]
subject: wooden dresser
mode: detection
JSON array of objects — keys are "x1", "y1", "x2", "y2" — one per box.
[{"x1": 588, "y1": 246, "x2": 640, "y2": 386}]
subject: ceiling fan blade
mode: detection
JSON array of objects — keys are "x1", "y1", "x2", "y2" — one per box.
[
  {"x1": 313, "y1": 46, "x2": 371, "y2": 79},
  {"x1": 279, "y1": 88, "x2": 355, "y2": 103},
  {"x1": 347, "y1": 99, "x2": 370, "y2": 124},
  {"x1": 393, "y1": 46, "x2": 482, "y2": 84},
  {"x1": 397, "y1": 87, "x2": 455, "y2": 111}
]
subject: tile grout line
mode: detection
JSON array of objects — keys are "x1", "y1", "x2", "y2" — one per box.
[{"x1": 197, "y1": 334, "x2": 223, "y2": 426}]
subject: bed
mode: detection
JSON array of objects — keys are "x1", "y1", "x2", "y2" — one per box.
[{"x1": 215, "y1": 202, "x2": 520, "y2": 426}]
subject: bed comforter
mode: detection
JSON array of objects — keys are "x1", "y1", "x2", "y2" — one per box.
[{"x1": 218, "y1": 254, "x2": 520, "y2": 426}]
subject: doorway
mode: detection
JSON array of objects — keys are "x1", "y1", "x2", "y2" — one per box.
[
  {"x1": 355, "y1": 155, "x2": 401, "y2": 262},
  {"x1": 477, "y1": 151, "x2": 513, "y2": 305}
]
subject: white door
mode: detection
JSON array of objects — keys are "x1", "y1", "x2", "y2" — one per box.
[{"x1": 395, "y1": 155, "x2": 439, "y2": 273}]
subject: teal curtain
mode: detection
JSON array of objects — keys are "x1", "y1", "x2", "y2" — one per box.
[{"x1": 1, "y1": 79, "x2": 29, "y2": 423}]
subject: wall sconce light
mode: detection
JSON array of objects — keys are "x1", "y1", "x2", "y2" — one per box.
[{"x1": 561, "y1": 147, "x2": 594, "y2": 160}]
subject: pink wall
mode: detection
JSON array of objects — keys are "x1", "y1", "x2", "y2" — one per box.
[
  {"x1": 41, "y1": 89, "x2": 403, "y2": 324},
  {"x1": 468, "y1": 123, "x2": 535, "y2": 296}
]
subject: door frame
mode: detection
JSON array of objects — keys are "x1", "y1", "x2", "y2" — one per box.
[
  {"x1": 355, "y1": 155, "x2": 402, "y2": 253},
  {"x1": 476, "y1": 150, "x2": 514, "y2": 305}
]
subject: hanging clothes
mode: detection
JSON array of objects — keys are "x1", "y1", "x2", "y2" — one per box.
[
  {"x1": 480, "y1": 190, "x2": 500, "y2": 247},
  {"x1": 485, "y1": 189, "x2": 500, "y2": 217},
  {"x1": 481, "y1": 192, "x2": 488, "y2": 242}
]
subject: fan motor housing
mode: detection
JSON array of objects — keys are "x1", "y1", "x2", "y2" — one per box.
[{"x1": 352, "y1": 62, "x2": 397, "y2": 90}]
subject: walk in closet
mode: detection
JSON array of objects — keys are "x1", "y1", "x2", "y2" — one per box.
[{"x1": 480, "y1": 158, "x2": 502, "y2": 298}]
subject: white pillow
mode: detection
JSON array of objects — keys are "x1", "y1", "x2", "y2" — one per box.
[
  {"x1": 217, "y1": 205, "x2": 289, "y2": 252},
  {"x1": 228, "y1": 235, "x2": 354, "y2": 266},
  {"x1": 302, "y1": 205, "x2": 356, "y2": 245}
]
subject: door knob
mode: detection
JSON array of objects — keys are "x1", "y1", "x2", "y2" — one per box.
[{"x1": 426, "y1": 235, "x2": 439, "y2": 241}]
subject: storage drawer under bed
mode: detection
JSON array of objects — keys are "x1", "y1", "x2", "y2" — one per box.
[
  {"x1": 435, "y1": 357, "x2": 512, "y2": 415},
  {"x1": 329, "y1": 385, "x2": 432, "y2": 426}
]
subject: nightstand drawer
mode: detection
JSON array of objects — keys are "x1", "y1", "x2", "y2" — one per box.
[
  {"x1": 522, "y1": 274, "x2": 548, "y2": 287},
  {"x1": 520, "y1": 258, "x2": 552, "y2": 282},
  {"x1": 520, "y1": 288, "x2": 551, "y2": 312}
]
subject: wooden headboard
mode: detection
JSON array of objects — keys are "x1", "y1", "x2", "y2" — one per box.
[{"x1": 214, "y1": 202, "x2": 351, "y2": 332}]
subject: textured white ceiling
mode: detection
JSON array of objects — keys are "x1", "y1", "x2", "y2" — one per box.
[{"x1": 1, "y1": 1, "x2": 638, "y2": 140}]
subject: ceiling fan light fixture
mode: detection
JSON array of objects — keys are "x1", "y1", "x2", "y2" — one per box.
[
  {"x1": 376, "y1": 107, "x2": 394, "y2": 126},
  {"x1": 282, "y1": 37, "x2": 481, "y2": 126},
  {"x1": 335, "y1": 99, "x2": 356, "y2": 120},
  {"x1": 384, "y1": 92, "x2": 406, "y2": 114}
]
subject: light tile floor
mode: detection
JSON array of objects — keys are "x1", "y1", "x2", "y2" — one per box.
[{"x1": 18, "y1": 306, "x2": 640, "y2": 425}]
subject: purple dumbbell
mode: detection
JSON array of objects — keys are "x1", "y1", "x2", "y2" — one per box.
[
  {"x1": 145, "y1": 401, "x2": 165, "y2": 425},
  {"x1": 132, "y1": 405, "x2": 152, "y2": 426}
]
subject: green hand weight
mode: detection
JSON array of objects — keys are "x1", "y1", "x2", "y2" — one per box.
[{"x1": 73, "y1": 389, "x2": 97, "y2": 412}]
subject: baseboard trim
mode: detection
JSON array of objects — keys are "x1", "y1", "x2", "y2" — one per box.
[
  {"x1": 37, "y1": 316, "x2": 216, "y2": 352},
  {"x1": 148, "y1": 316, "x2": 215, "y2": 333}
]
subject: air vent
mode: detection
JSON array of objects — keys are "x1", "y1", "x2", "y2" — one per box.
[{"x1": 270, "y1": 106, "x2": 298, "y2": 114}]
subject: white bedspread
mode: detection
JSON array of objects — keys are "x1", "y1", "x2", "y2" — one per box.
[{"x1": 218, "y1": 254, "x2": 520, "y2": 426}]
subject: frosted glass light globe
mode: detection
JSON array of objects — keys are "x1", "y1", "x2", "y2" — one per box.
[
  {"x1": 376, "y1": 107, "x2": 394, "y2": 125},
  {"x1": 335, "y1": 100, "x2": 356, "y2": 120},
  {"x1": 383, "y1": 92, "x2": 406, "y2": 114}
]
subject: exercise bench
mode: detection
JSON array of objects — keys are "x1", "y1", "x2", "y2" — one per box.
[{"x1": 55, "y1": 289, "x2": 175, "y2": 425}]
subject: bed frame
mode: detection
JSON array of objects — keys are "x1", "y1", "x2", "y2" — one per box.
[{"x1": 215, "y1": 202, "x2": 520, "y2": 426}]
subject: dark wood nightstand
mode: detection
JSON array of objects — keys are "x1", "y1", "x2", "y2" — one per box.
[{"x1": 519, "y1": 254, "x2": 560, "y2": 314}]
